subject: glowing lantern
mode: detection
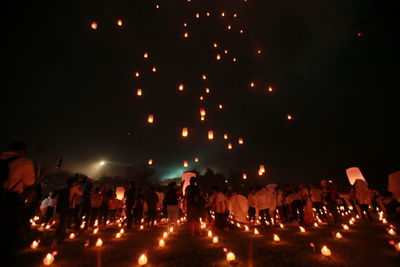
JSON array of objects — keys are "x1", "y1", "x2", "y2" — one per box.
[
  {"x1": 148, "y1": 159, "x2": 153, "y2": 165},
  {"x1": 227, "y1": 143, "x2": 233, "y2": 150},
  {"x1": 242, "y1": 173, "x2": 247, "y2": 179},
  {"x1": 31, "y1": 240, "x2": 39, "y2": 249},
  {"x1": 155, "y1": 4, "x2": 159, "y2": 8},
  {"x1": 388, "y1": 228, "x2": 396, "y2": 236},
  {"x1": 200, "y1": 96, "x2": 204, "y2": 101},
  {"x1": 240, "y1": 29, "x2": 244, "y2": 34},
  {"x1": 299, "y1": 226, "x2": 306, "y2": 232},
  {"x1": 314, "y1": 222, "x2": 319, "y2": 227},
  {"x1": 395, "y1": 242, "x2": 400, "y2": 252},
  {"x1": 383, "y1": 218, "x2": 388, "y2": 224},
  {"x1": 233, "y1": 13, "x2": 237, "y2": 18},
  {"x1": 224, "y1": 50, "x2": 228, "y2": 54},
  {"x1": 69, "y1": 233, "x2": 75, "y2": 239},
  {"x1": 321, "y1": 245, "x2": 331, "y2": 257},
  {"x1": 117, "y1": 19, "x2": 123, "y2": 26},
  {"x1": 184, "y1": 32, "x2": 189, "y2": 38},
  {"x1": 226, "y1": 252, "x2": 235, "y2": 263},
  {"x1": 169, "y1": 226, "x2": 174, "y2": 233},
  {"x1": 254, "y1": 228, "x2": 259, "y2": 235},
  {"x1": 259, "y1": 165, "x2": 266, "y2": 174},
  {"x1": 280, "y1": 223, "x2": 284, "y2": 229},
  {"x1": 138, "y1": 254, "x2": 148, "y2": 266},
  {"x1": 182, "y1": 127, "x2": 188, "y2": 137},
  {"x1": 257, "y1": 50, "x2": 262, "y2": 54},
  {"x1": 207, "y1": 230, "x2": 213, "y2": 238},
  {"x1": 140, "y1": 225, "x2": 144, "y2": 230},
  {"x1": 250, "y1": 82, "x2": 255, "y2": 88},
  {"x1": 200, "y1": 116, "x2": 205, "y2": 121},
  {"x1": 137, "y1": 89, "x2": 142, "y2": 96},
  {"x1": 216, "y1": 54, "x2": 221, "y2": 60},
  {"x1": 183, "y1": 22, "x2": 187, "y2": 27},
  {"x1": 95, "y1": 238, "x2": 103, "y2": 247},
  {"x1": 200, "y1": 108, "x2": 206, "y2": 116},
  {"x1": 202, "y1": 74, "x2": 207, "y2": 80},
  {"x1": 343, "y1": 224, "x2": 349, "y2": 230},
  {"x1": 90, "y1": 22, "x2": 98, "y2": 30},
  {"x1": 178, "y1": 84, "x2": 184, "y2": 91},
  {"x1": 144, "y1": 52, "x2": 148, "y2": 59},
  {"x1": 238, "y1": 138, "x2": 244, "y2": 144},
  {"x1": 163, "y1": 232, "x2": 168, "y2": 239},
  {"x1": 116, "y1": 187, "x2": 125, "y2": 200},
  {"x1": 346, "y1": 167, "x2": 367, "y2": 185},
  {"x1": 183, "y1": 160, "x2": 189, "y2": 168},
  {"x1": 287, "y1": 114, "x2": 292, "y2": 120},
  {"x1": 224, "y1": 133, "x2": 228, "y2": 139},
  {"x1": 208, "y1": 130, "x2": 214, "y2": 140},
  {"x1": 120, "y1": 228, "x2": 124, "y2": 234},
  {"x1": 43, "y1": 253, "x2": 55, "y2": 266},
  {"x1": 159, "y1": 239, "x2": 165, "y2": 247},
  {"x1": 268, "y1": 86, "x2": 273, "y2": 92},
  {"x1": 213, "y1": 236, "x2": 219, "y2": 244},
  {"x1": 244, "y1": 225, "x2": 249, "y2": 232},
  {"x1": 115, "y1": 233, "x2": 121, "y2": 238},
  {"x1": 227, "y1": 25, "x2": 232, "y2": 30},
  {"x1": 147, "y1": 114, "x2": 154, "y2": 123},
  {"x1": 233, "y1": 57, "x2": 237, "y2": 62},
  {"x1": 273, "y1": 234, "x2": 280, "y2": 242},
  {"x1": 221, "y1": 12, "x2": 225, "y2": 17},
  {"x1": 206, "y1": 12, "x2": 210, "y2": 16},
  {"x1": 217, "y1": 104, "x2": 223, "y2": 109},
  {"x1": 205, "y1": 88, "x2": 210, "y2": 94},
  {"x1": 213, "y1": 42, "x2": 218, "y2": 48},
  {"x1": 335, "y1": 232, "x2": 342, "y2": 239},
  {"x1": 152, "y1": 67, "x2": 157, "y2": 72},
  {"x1": 195, "y1": 13, "x2": 200, "y2": 18}
]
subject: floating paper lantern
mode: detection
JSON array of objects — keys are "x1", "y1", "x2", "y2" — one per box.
[
  {"x1": 43, "y1": 253, "x2": 54, "y2": 266},
  {"x1": 202, "y1": 74, "x2": 207, "y2": 80},
  {"x1": 178, "y1": 84, "x2": 184, "y2": 91},
  {"x1": 138, "y1": 254, "x2": 148, "y2": 266},
  {"x1": 250, "y1": 82, "x2": 255, "y2": 87},
  {"x1": 257, "y1": 50, "x2": 262, "y2": 54},
  {"x1": 227, "y1": 143, "x2": 233, "y2": 150},
  {"x1": 395, "y1": 242, "x2": 400, "y2": 252},
  {"x1": 182, "y1": 127, "x2": 188, "y2": 137},
  {"x1": 184, "y1": 32, "x2": 189, "y2": 38},
  {"x1": 226, "y1": 252, "x2": 235, "y2": 263},
  {"x1": 148, "y1": 159, "x2": 153, "y2": 165},
  {"x1": 299, "y1": 226, "x2": 306, "y2": 232},
  {"x1": 224, "y1": 49, "x2": 228, "y2": 54},
  {"x1": 268, "y1": 86, "x2": 273, "y2": 92},
  {"x1": 205, "y1": 88, "x2": 210, "y2": 94},
  {"x1": 240, "y1": 29, "x2": 244, "y2": 34},
  {"x1": 116, "y1": 187, "x2": 125, "y2": 200},
  {"x1": 135, "y1": 72, "x2": 140, "y2": 77},
  {"x1": 140, "y1": 225, "x2": 144, "y2": 230},
  {"x1": 314, "y1": 222, "x2": 319, "y2": 227},
  {"x1": 93, "y1": 228, "x2": 99, "y2": 234},
  {"x1": 147, "y1": 114, "x2": 154, "y2": 123},
  {"x1": 346, "y1": 167, "x2": 367, "y2": 185},
  {"x1": 212, "y1": 236, "x2": 219, "y2": 244},
  {"x1": 287, "y1": 114, "x2": 292, "y2": 120},
  {"x1": 280, "y1": 223, "x2": 284, "y2": 229},
  {"x1": 335, "y1": 232, "x2": 342, "y2": 239},
  {"x1": 194, "y1": 157, "x2": 199, "y2": 162},
  {"x1": 159, "y1": 239, "x2": 165, "y2": 247},
  {"x1": 69, "y1": 233, "x2": 76, "y2": 239},
  {"x1": 208, "y1": 130, "x2": 214, "y2": 140},
  {"x1": 208, "y1": 230, "x2": 213, "y2": 238},
  {"x1": 183, "y1": 160, "x2": 189, "y2": 168},
  {"x1": 117, "y1": 19, "x2": 123, "y2": 26},
  {"x1": 183, "y1": 22, "x2": 187, "y2": 27},
  {"x1": 216, "y1": 54, "x2": 221, "y2": 60},
  {"x1": 91, "y1": 22, "x2": 98, "y2": 30},
  {"x1": 218, "y1": 104, "x2": 223, "y2": 109},
  {"x1": 152, "y1": 66, "x2": 157, "y2": 72},
  {"x1": 383, "y1": 218, "x2": 388, "y2": 224},
  {"x1": 169, "y1": 226, "x2": 174, "y2": 233},
  {"x1": 254, "y1": 228, "x2": 259, "y2": 235},
  {"x1": 233, "y1": 57, "x2": 237, "y2": 62},
  {"x1": 213, "y1": 42, "x2": 218, "y2": 48},
  {"x1": 221, "y1": 12, "x2": 225, "y2": 17},
  {"x1": 238, "y1": 137, "x2": 244, "y2": 144},
  {"x1": 195, "y1": 13, "x2": 200, "y2": 18},
  {"x1": 227, "y1": 25, "x2": 232, "y2": 30},
  {"x1": 31, "y1": 240, "x2": 39, "y2": 249},
  {"x1": 95, "y1": 238, "x2": 103, "y2": 247},
  {"x1": 321, "y1": 245, "x2": 331, "y2": 256},
  {"x1": 200, "y1": 116, "x2": 205, "y2": 121},
  {"x1": 137, "y1": 89, "x2": 142, "y2": 96},
  {"x1": 200, "y1": 108, "x2": 206, "y2": 116},
  {"x1": 120, "y1": 228, "x2": 124, "y2": 234},
  {"x1": 200, "y1": 96, "x2": 204, "y2": 101},
  {"x1": 242, "y1": 173, "x2": 247, "y2": 179},
  {"x1": 223, "y1": 133, "x2": 228, "y2": 140},
  {"x1": 273, "y1": 234, "x2": 280, "y2": 242},
  {"x1": 259, "y1": 165, "x2": 266, "y2": 174}
]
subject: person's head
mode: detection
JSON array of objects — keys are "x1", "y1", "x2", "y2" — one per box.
[
  {"x1": 189, "y1": 177, "x2": 197, "y2": 185},
  {"x1": 6, "y1": 142, "x2": 27, "y2": 156}
]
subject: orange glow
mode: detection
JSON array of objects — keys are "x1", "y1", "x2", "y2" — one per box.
[
  {"x1": 183, "y1": 160, "x2": 189, "y2": 167},
  {"x1": 221, "y1": 12, "x2": 225, "y2": 17},
  {"x1": 205, "y1": 87, "x2": 210, "y2": 94},
  {"x1": 135, "y1": 72, "x2": 140, "y2": 77},
  {"x1": 195, "y1": 13, "x2": 200, "y2": 18},
  {"x1": 321, "y1": 245, "x2": 332, "y2": 257},
  {"x1": 183, "y1": 22, "x2": 187, "y2": 27},
  {"x1": 117, "y1": 19, "x2": 123, "y2": 26},
  {"x1": 224, "y1": 50, "x2": 228, "y2": 54},
  {"x1": 137, "y1": 89, "x2": 142, "y2": 96},
  {"x1": 233, "y1": 13, "x2": 237, "y2": 18},
  {"x1": 250, "y1": 82, "x2": 255, "y2": 88},
  {"x1": 155, "y1": 4, "x2": 160, "y2": 9},
  {"x1": 148, "y1": 114, "x2": 154, "y2": 123},
  {"x1": 259, "y1": 165, "x2": 265, "y2": 173},
  {"x1": 227, "y1": 25, "x2": 232, "y2": 30},
  {"x1": 184, "y1": 32, "x2": 189, "y2": 38},
  {"x1": 287, "y1": 114, "x2": 292, "y2": 120},
  {"x1": 233, "y1": 57, "x2": 237, "y2": 62},
  {"x1": 257, "y1": 50, "x2": 262, "y2": 54},
  {"x1": 206, "y1": 12, "x2": 210, "y2": 16},
  {"x1": 91, "y1": 22, "x2": 98, "y2": 30},
  {"x1": 218, "y1": 104, "x2": 223, "y2": 109},
  {"x1": 148, "y1": 159, "x2": 153, "y2": 165},
  {"x1": 179, "y1": 84, "x2": 184, "y2": 91},
  {"x1": 182, "y1": 127, "x2": 188, "y2": 137},
  {"x1": 194, "y1": 157, "x2": 199, "y2": 162},
  {"x1": 242, "y1": 173, "x2": 247, "y2": 179},
  {"x1": 200, "y1": 116, "x2": 205, "y2": 121},
  {"x1": 240, "y1": 29, "x2": 244, "y2": 34},
  {"x1": 144, "y1": 52, "x2": 148, "y2": 58},
  {"x1": 223, "y1": 133, "x2": 228, "y2": 139},
  {"x1": 213, "y1": 42, "x2": 218, "y2": 48},
  {"x1": 227, "y1": 143, "x2": 233, "y2": 150},
  {"x1": 268, "y1": 86, "x2": 273, "y2": 92},
  {"x1": 152, "y1": 66, "x2": 157, "y2": 72},
  {"x1": 200, "y1": 108, "x2": 206, "y2": 116},
  {"x1": 238, "y1": 137, "x2": 244, "y2": 144},
  {"x1": 199, "y1": 96, "x2": 204, "y2": 101},
  {"x1": 202, "y1": 74, "x2": 207, "y2": 80},
  {"x1": 216, "y1": 54, "x2": 221, "y2": 60},
  {"x1": 208, "y1": 130, "x2": 214, "y2": 140}
]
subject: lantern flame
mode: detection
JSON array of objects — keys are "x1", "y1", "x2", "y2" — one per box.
[
  {"x1": 226, "y1": 252, "x2": 235, "y2": 262},
  {"x1": 138, "y1": 254, "x2": 148, "y2": 266},
  {"x1": 335, "y1": 232, "x2": 342, "y2": 239},
  {"x1": 95, "y1": 238, "x2": 103, "y2": 247},
  {"x1": 273, "y1": 234, "x2": 280, "y2": 242},
  {"x1": 208, "y1": 130, "x2": 214, "y2": 140},
  {"x1": 43, "y1": 253, "x2": 55, "y2": 266},
  {"x1": 321, "y1": 245, "x2": 332, "y2": 256},
  {"x1": 182, "y1": 127, "x2": 188, "y2": 137}
]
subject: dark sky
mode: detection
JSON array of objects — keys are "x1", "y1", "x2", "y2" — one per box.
[{"x1": 1, "y1": 0, "x2": 399, "y2": 189}]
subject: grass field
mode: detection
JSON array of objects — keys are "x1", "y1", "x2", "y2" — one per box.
[{"x1": 18, "y1": 218, "x2": 400, "y2": 267}]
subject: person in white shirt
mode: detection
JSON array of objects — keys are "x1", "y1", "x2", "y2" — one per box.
[
  {"x1": 254, "y1": 185, "x2": 272, "y2": 225},
  {"x1": 213, "y1": 186, "x2": 228, "y2": 230},
  {"x1": 309, "y1": 184, "x2": 326, "y2": 221}
]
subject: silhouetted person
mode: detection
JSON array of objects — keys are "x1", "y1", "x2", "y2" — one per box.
[{"x1": 125, "y1": 181, "x2": 136, "y2": 229}]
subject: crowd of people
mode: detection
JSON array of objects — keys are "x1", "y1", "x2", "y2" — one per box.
[{"x1": 1, "y1": 142, "x2": 400, "y2": 266}]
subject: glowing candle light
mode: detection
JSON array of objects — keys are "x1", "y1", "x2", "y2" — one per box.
[
  {"x1": 148, "y1": 159, "x2": 153, "y2": 165},
  {"x1": 200, "y1": 108, "x2": 206, "y2": 116},
  {"x1": 205, "y1": 87, "x2": 210, "y2": 94},
  {"x1": 159, "y1": 239, "x2": 165, "y2": 247},
  {"x1": 117, "y1": 19, "x2": 123, "y2": 26},
  {"x1": 287, "y1": 114, "x2": 292, "y2": 120},
  {"x1": 233, "y1": 13, "x2": 237, "y2": 18},
  {"x1": 208, "y1": 230, "x2": 213, "y2": 238},
  {"x1": 280, "y1": 223, "x2": 284, "y2": 228},
  {"x1": 43, "y1": 253, "x2": 55, "y2": 266},
  {"x1": 314, "y1": 222, "x2": 319, "y2": 227},
  {"x1": 182, "y1": 127, "x2": 188, "y2": 137},
  {"x1": 206, "y1": 12, "x2": 210, "y2": 16},
  {"x1": 224, "y1": 49, "x2": 228, "y2": 54},
  {"x1": 240, "y1": 29, "x2": 244, "y2": 34},
  {"x1": 163, "y1": 232, "x2": 168, "y2": 239},
  {"x1": 169, "y1": 226, "x2": 174, "y2": 233},
  {"x1": 254, "y1": 228, "x2": 259, "y2": 235},
  {"x1": 226, "y1": 252, "x2": 235, "y2": 263},
  {"x1": 69, "y1": 233, "x2": 75, "y2": 239},
  {"x1": 383, "y1": 218, "x2": 388, "y2": 224},
  {"x1": 233, "y1": 57, "x2": 237, "y2": 62},
  {"x1": 268, "y1": 86, "x2": 273, "y2": 92},
  {"x1": 228, "y1": 143, "x2": 233, "y2": 150},
  {"x1": 140, "y1": 225, "x2": 144, "y2": 230},
  {"x1": 184, "y1": 32, "x2": 189, "y2": 38},
  {"x1": 183, "y1": 160, "x2": 189, "y2": 168},
  {"x1": 93, "y1": 228, "x2": 99, "y2": 235},
  {"x1": 120, "y1": 228, "x2": 124, "y2": 234},
  {"x1": 202, "y1": 74, "x2": 207, "y2": 80},
  {"x1": 31, "y1": 240, "x2": 39, "y2": 249},
  {"x1": 343, "y1": 224, "x2": 349, "y2": 230},
  {"x1": 227, "y1": 25, "x2": 232, "y2": 30},
  {"x1": 213, "y1": 42, "x2": 218, "y2": 48},
  {"x1": 200, "y1": 116, "x2": 205, "y2": 121},
  {"x1": 224, "y1": 133, "x2": 228, "y2": 139},
  {"x1": 138, "y1": 254, "x2": 148, "y2": 266},
  {"x1": 273, "y1": 234, "x2": 280, "y2": 242},
  {"x1": 221, "y1": 12, "x2": 225, "y2": 17},
  {"x1": 242, "y1": 173, "x2": 247, "y2": 179},
  {"x1": 238, "y1": 137, "x2": 244, "y2": 144},
  {"x1": 95, "y1": 238, "x2": 103, "y2": 247},
  {"x1": 147, "y1": 114, "x2": 154, "y2": 123},
  {"x1": 250, "y1": 82, "x2": 255, "y2": 88},
  {"x1": 137, "y1": 89, "x2": 142, "y2": 96},
  {"x1": 259, "y1": 165, "x2": 266, "y2": 174},
  {"x1": 90, "y1": 22, "x2": 98, "y2": 30},
  {"x1": 195, "y1": 13, "x2": 200, "y2": 18},
  {"x1": 321, "y1": 245, "x2": 332, "y2": 257},
  {"x1": 178, "y1": 84, "x2": 184, "y2": 91},
  {"x1": 388, "y1": 228, "x2": 396, "y2": 236},
  {"x1": 144, "y1": 52, "x2": 148, "y2": 59},
  {"x1": 152, "y1": 66, "x2": 157, "y2": 72},
  {"x1": 244, "y1": 225, "x2": 249, "y2": 232},
  {"x1": 335, "y1": 232, "x2": 342, "y2": 239},
  {"x1": 216, "y1": 54, "x2": 221, "y2": 60},
  {"x1": 115, "y1": 233, "x2": 121, "y2": 238},
  {"x1": 135, "y1": 72, "x2": 140, "y2": 77},
  {"x1": 183, "y1": 22, "x2": 187, "y2": 27},
  {"x1": 208, "y1": 130, "x2": 214, "y2": 140},
  {"x1": 299, "y1": 226, "x2": 306, "y2": 232},
  {"x1": 200, "y1": 96, "x2": 204, "y2": 101},
  {"x1": 213, "y1": 236, "x2": 219, "y2": 244}
]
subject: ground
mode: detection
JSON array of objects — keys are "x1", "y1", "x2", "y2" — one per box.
[{"x1": 18, "y1": 219, "x2": 400, "y2": 267}]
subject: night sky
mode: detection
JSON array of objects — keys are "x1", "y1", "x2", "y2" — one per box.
[{"x1": 1, "y1": 0, "x2": 399, "y2": 189}]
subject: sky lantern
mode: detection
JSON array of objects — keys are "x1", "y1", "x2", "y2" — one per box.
[
  {"x1": 148, "y1": 159, "x2": 153, "y2": 165},
  {"x1": 95, "y1": 238, "x2": 103, "y2": 247},
  {"x1": 117, "y1": 19, "x2": 123, "y2": 26},
  {"x1": 147, "y1": 114, "x2": 154, "y2": 123},
  {"x1": 199, "y1": 96, "x2": 204, "y2": 101},
  {"x1": 135, "y1": 72, "x2": 140, "y2": 77},
  {"x1": 69, "y1": 233, "x2": 75, "y2": 239},
  {"x1": 250, "y1": 81, "x2": 255, "y2": 88},
  {"x1": 218, "y1": 104, "x2": 223, "y2": 109},
  {"x1": 152, "y1": 66, "x2": 157, "y2": 72},
  {"x1": 221, "y1": 12, "x2": 225, "y2": 17},
  {"x1": 200, "y1": 116, "x2": 205, "y2": 121},
  {"x1": 273, "y1": 234, "x2": 280, "y2": 242},
  {"x1": 90, "y1": 21, "x2": 98, "y2": 30},
  {"x1": 287, "y1": 114, "x2": 292, "y2": 120},
  {"x1": 238, "y1": 137, "x2": 244, "y2": 144},
  {"x1": 182, "y1": 127, "x2": 188, "y2": 137},
  {"x1": 240, "y1": 29, "x2": 244, "y2": 34},
  {"x1": 116, "y1": 187, "x2": 125, "y2": 200},
  {"x1": 224, "y1": 133, "x2": 228, "y2": 139},
  {"x1": 159, "y1": 239, "x2": 165, "y2": 247},
  {"x1": 343, "y1": 224, "x2": 349, "y2": 230},
  {"x1": 388, "y1": 228, "x2": 396, "y2": 236},
  {"x1": 213, "y1": 42, "x2": 218, "y2": 48},
  {"x1": 299, "y1": 226, "x2": 306, "y2": 232},
  {"x1": 226, "y1": 252, "x2": 235, "y2": 263},
  {"x1": 227, "y1": 25, "x2": 232, "y2": 30},
  {"x1": 228, "y1": 143, "x2": 233, "y2": 150},
  {"x1": 254, "y1": 228, "x2": 259, "y2": 235},
  {"x1": 43, "y1": 253, "x2": 55, "y2": 266},
  {"x1": 163, "y1": 232, "x2": 168, "y2": 239},
  {"x1": 244, "y1": 225, "x2": 249, "y2": 232},
  {"x1": 138, "y1": 254, "x2": 148, "y2": 266},
  {"x1": 242, "y1": 173, "x2": 247, "y2": 179},
  {"x1": 143, "y1": 52, "x2": 148, "y2": 58},
  {"x1": 200, "y1": 108, "x2": 206, "y2": 116},
  {"x1": 207, "y1": 230, "x2": 213, "y2": 238},
  {"x1": 194, "y1": 157, "x2": 199, "y2": 162},
  {"x1": 257, "y1": 49, "x2": 262, "y2": 54},
  {"x1": 259, "y1": 165, "x2": 266, "y2": 174},
  {"x1": 183, "y1": 22, "x2": 187, "y2": 27},
  {"x1": 208, "y1": 130, "x2": 214, "y2": 140},
  {"x1": 155, "y1": 4, "x2": 160, "y2": 9},
  {"x1": 202, "y1": 74, "x2": 207, "y2": 80},
  {"x1": 321, "y1": 246, "x2": 332, "y2": 257},
  {"x1": 224, "y1": 49, "x2": 228, "y2": 54},
  {"x1": 233, "y1": 57, "x2": 237, "y2": 62},
  {"x1": 216, "y1": 54, "x2": 221, "y2": 60},
  {"x1": 195, "y1": 13, "x2": 200, "y2": 18},
  {"x1": 233, "y1": 13, "x2": 237, "y2": 18},
  {"x1": 205, "y1": 87, "x2": 210, "y2": 94},
  {"x1": 268, "y1": 86, "x2": 273, "y2": 92},
  {"x1": 115, "y1": 233, "x2": 121, "y2": 238},
  {"x1": 184, "y1": 32, "x2": 189, "y2": 38},
  {"x1": 178, "y1": 84, "x2": 184, "y2": 91},
  {"x1": 206, "y1": 12, "x2": 210, "y2": 16},
  {"x1": 136, "y1": 89, "x2": 142, "y2": 96},
  {"x1": 183, "y1": 160, "x2": 189, "y2": 168}
]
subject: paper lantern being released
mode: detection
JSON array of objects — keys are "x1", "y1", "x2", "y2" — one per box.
[
  {"x1": 182, "y1": 127, "x2": 188, "y2": 137},
  {"x1": 137, "y1": 89, "x2": 142, "y2": 96},
  {"x1": 208, "y1": 130, "x2": 214, "y2": 140},
  {"x1": 147, "y1": 114, "x2": 154, "y2": 123},
  {"x1": 346, "y1": 167, "x2": 366, "y2": 185},
  {"x1": 116, "y1": 187, "x2": 125, "y2": 200},
  {"x1": 90, "y1": 22, "x2": 98, "y2": 30}
]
